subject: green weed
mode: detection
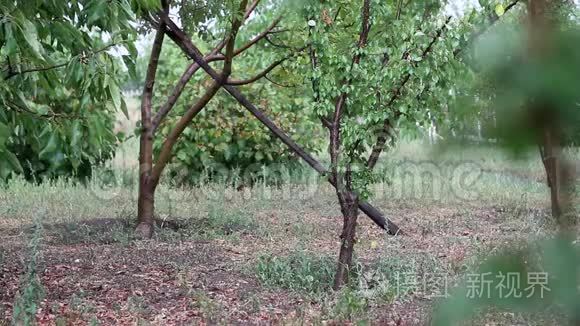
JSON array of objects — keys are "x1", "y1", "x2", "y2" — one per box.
[
  {"x1": 255, "y1": 252, "x2": 336, "y2": 295},
  {"x1": 12, "y1": 216, "x2": 45, "y2": 325}
]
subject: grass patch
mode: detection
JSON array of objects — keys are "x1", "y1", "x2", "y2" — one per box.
[
  {"x1": 254, "y1": 250, "x2": 441, "y2": 322},
  {"x1": 204, "y1": 206, "x2": 260, "y2": 236},
  {"x1": 190, "y1": 290, "x2": 223, "y2": 324},
  {"x1": 255, "y1": 251, "x2": 423, "y2": 300},
  {"x1": 331, "y1": 287, "x2": 370, "y2": 322},
  {"x1": 255, "y1": 252, "x2": 337, "y2": 295}
]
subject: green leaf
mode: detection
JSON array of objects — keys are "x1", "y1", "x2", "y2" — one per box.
[
  {"x1": 122, "y1": 55, "x2": 137, "y2": 79},
  {"x1": 71, "y1": 120, "x2": 82, "y2": 149},
  {"x1": 39, "y1": 133, "x2": 59, "y2": 159},
  {"x1": 18, "y1": 18, "x2": 44, "y2": 59},
  {"x1": 126, "y1": 42, "x2": 138, "y2": 59},
  {"x1": 108, "y1": 81, "x2": 123, "y2": 114},
  {"x1": 0, "y1": 121, "x2": 10, "y2": 149},
  {"x1": 4, "y1": 150, "x2": 23, "y2": 174},
  {"x1": 495, "y1": 4, "x2": 505, "y2": 17},
  {"x1": 87, "y1": 0, "x2": 107, "y2": 25},
  {"x1": 120, "y1": 97, "x2": 129, "y2": 120},
  {"x1": 4, "y1": 23, "x2": 18, "y2": 55}
]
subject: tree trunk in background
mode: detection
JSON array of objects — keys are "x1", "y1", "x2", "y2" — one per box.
[
  {"x1": 540, "y1": 129, "x2": 563, "y2": 220},
  {"x1": 529, "y1": 0, "x2": 577, "y2": 231}
]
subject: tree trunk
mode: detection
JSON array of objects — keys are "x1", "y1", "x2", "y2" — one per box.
[
  {"x1": 136, "y1": 179, "x2": 156, "y2": 239},
  {"x1": 540, "y1": 129, "x2": 563, "y2": 220},
  {"x1": 134, "y1": 16, "x2": 166, "y2": 239},
  {"x1": 334, "y1": 190, "x2": 359, "y2": 290},
  {"x1": 136, "y1": 108, "x2": 157, "y2": 239}
]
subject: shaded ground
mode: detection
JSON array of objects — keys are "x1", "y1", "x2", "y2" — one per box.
[{"x1": 2, "y1": 240, "x2": 301, "y2": 325}]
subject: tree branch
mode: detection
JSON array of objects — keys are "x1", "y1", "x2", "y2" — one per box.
[
  {"x1": 151, "y1": 63, "x2": 201, "y2": 132},
  {"x1": 225, "y1": 59, "x2": 284, "y2": 85},
  {"x1": 454, "y1": 0, "x2": 521, "y2": 57},
  {"x1": 3, "y1": 44, "x2": 116, "y2": 80},
  {"x1": 366, "y1": 16, "x2": 451, "y2": 168},
  {"x1": 331, "y1": 0, "x2": 372, "y2": 134},
  {"x1": 366, "y1": 1, "x2": 522, "y2": 168},
  {"x1": 151, "y1": 15, "x2": 285, "y2": 131},
  {"x1": 243, "y1": 0, "x2": 261, "y2": 22},
  {"x1": 234, "y1": 16, "x2": 282, "y2": 55},
  {"x1": 329, "y1": 0, "x2": 372, "y2": 207},
  {"x1": 264, "y1": 34, "x2": 294, "y2": 49},
  {"x1": 151, "y1": 48, "x2": 227, "y2": 132},
  {"x1": 223, "y1": 0, "x2": 249, "y2": 77},
  {"x1": 150, "y1": 0, "x2": 269, "y2": 133},
  {"x1": 4, "y1": 62, "x2": 67, "y2": 80},
  {"x1": 150, "y1": 81, "x2": 222, "y2": 184},
  {"x1": 264, "y1": 74, "x2": 296, "y2": 87},
  {"x1": 225, "y1": 46, "x2": 305, "y2": 86},
  {"x1": 139, "y1": 17, "x2": 166, "y2": 184},
  {"x1": 5, "y1": 100, "x2": 84, "y2": 120}
]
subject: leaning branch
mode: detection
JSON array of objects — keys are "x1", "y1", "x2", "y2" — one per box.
[
  {"x1": 160, "y1": 14, "x2": 403, "y2": 235},
  {"x1": 151, "y1": 8, "x2": 275, "y2": 132}
]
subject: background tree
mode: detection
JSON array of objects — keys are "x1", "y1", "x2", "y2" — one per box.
[
  {"x1": 0, "y1": 0, "x2": 137, "y2": 180},
  {"x1": 446, "y1": 0, "x2": 579, "y2": 225},
  {"x1": 135, "y1": 0, "x2": 305, "y2": 238},
  {"x1": 433, "y1": 2, "x2": 580, "y2": 324}
]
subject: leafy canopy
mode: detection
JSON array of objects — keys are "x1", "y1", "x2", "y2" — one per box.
[{"x1": 0, "y1": 0, "x2": 140, "y2": 179}]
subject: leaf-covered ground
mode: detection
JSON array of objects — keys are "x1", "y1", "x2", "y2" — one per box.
[{"x1": 0, "y1": 144, "x2": 573, "y2": 325}]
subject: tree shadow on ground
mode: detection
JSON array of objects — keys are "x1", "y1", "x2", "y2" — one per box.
[{"x1": 2, "y1": 218, "x2": 184, "y2": 246}]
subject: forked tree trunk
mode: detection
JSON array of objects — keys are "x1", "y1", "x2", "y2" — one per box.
[
  {"x1": 133, "y1": 1, "x2": 252, "y2": 239},
  {"x1": 134, "y1": 14, "x2": 166, "y2": 239}
]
